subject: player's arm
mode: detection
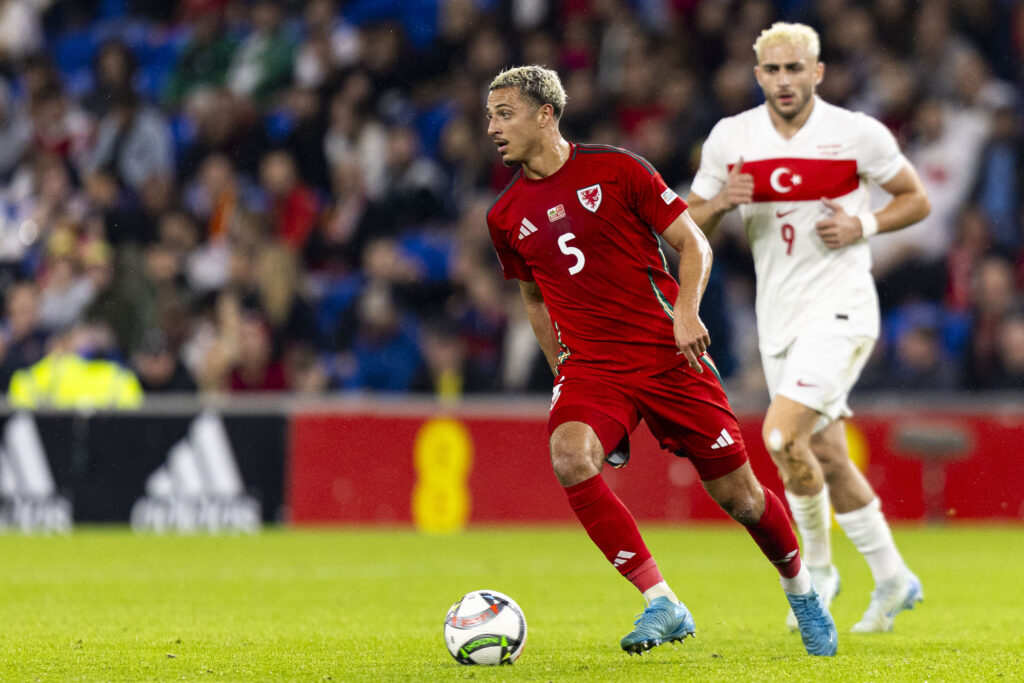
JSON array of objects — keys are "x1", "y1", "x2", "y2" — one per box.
[
  {"x1": 660, "y1": 211, "x2": 712, "y2": 373},
  {"x1": 815, "y1": 163, "x2": 931, "y2": 249},
  {"x1": 686, "y1": 157, "x2": 754, "y2": 236},
  {"x1": 518, "y1": 280, "x2": 560, "y2": 375}
]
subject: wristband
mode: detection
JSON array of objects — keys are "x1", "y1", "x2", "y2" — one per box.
[{"x1": 858, "y1": 212, "x2": 879, "y2": 238}]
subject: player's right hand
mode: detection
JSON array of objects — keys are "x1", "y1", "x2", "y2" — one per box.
[
  {"x1": 673, "y1": 312, "x2": 710, "y2": 373},
  {"x1": 717, "y1": 157, "x2": 754, "y2": 212}
]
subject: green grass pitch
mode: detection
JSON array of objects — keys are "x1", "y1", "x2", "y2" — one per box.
[{"x1": 2, "y1": 525, "x2": 1022, "y2": 681}]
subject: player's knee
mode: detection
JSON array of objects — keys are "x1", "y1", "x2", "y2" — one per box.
[
  {"x1": 762, "y1": 423, "x2": 797, "y2": 460},
  {"x1": 549, "y1": 434, "x2": 601, "y2": 486},
  {"x1": 704, "y1": 467, "x2": 765, "y2": 525},
  {"x1": 716, "y1": 487, "x2": 763, "y2": 525}
]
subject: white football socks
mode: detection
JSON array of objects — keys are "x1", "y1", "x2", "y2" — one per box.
[
  {"x1": 785, "y1": 484, "x2": 832, "y2": 569},
  {"x1": 643, "y1": 581, "x2": 679, "y2": 606},
  {"x1": 834, "y1": 497, "x2": 904, "y2": 584},
  {"x1": 779, "y1": 563, "x2": 813, "y2": 595}
]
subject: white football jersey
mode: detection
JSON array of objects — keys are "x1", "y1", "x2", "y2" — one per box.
[{"x1": 691, "y1": 96, "x2": 907, "y2": 355}]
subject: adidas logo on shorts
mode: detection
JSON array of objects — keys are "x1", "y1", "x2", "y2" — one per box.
[{"x1": 710, "y1": 428, "x2": 735, "y2": 450}]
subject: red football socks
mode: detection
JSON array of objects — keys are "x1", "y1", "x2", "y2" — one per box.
[
  {"x1": 744, "y1": 486, "x2": 803, "y2": 578},
  {"x1": 564, "y1": 475, "x2": 663, "y2": 592}
]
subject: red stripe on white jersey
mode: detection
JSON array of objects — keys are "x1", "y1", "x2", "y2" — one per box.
[{"x1": 728, "y1": 158, "x2": 858, "y2": 202}]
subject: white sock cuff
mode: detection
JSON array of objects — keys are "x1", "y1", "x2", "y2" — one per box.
[
  {"x1": 642, "y1": 581, "x2": 678, "y2": 606},
  {"x1": 785, "y1": 484, "x2": 829, "y2": 513},
  {"x1": 834, "y1": 496, "x2": 881, "y2": 526},
  {"x1": 779, "y1": 564, "x2": 813, "y2": 595},
  {"x1": 835, "y1": 498, "x2": 890, "y2": 554}
]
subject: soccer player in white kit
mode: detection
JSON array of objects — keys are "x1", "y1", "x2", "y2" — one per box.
[{"x1": 686, "y1": 22, "x2": 931, "y2": 633}]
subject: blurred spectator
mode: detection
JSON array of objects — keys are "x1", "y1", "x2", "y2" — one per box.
[
  {"x1": 374, "y1": 125, "x2": 446, "y2": 231},
  {"x1": 410, "y1": 321, "x2": 490, "y2": 399},
  {"x1": 358, "y1": 20, "x2": 414, "y2": 113},
  {"x1": 656, "y1": 68, "x2": 716, "y2": 182},
  {"x1": 890, "y1": 324, "x2": 959, "y2": 391},
  {"x1": 131, "y1": 327, "x2": 197, "y2": 393},
  {"x1": 292, "y1": 0, "x2": 360, "y2": 89},
  {"x1": 303, "y1": 159, "x2": 370, "y2": 274},
  {"x1": 559, "y1": 68, "x2": 603, "y2": 141},
  {"x1": 0, "y1": 0, "x2": 47, "y2": 66},
  {"x1": 28, "y1": 83, "x2": 93, "y2": 170},
  {"x1": 0, "y1": 280, "x2": 48, "y2": 389},
  {"x1": 228, "y1": 309, "x2": 287, "y2": 392},
  {"x1": 0, "y1": 78, "x2": 31, "y2": 181},
  {"x1": 446, "y1": 264, "x2": 505, "y2": 392},
  {"x1": 81, "y1": 239, "x2": 145, "y2": 355},
  {"x1": 498, "y1": 283, "x2": 552, "y2": 393},
  {"x1": 8, "y1": 319, "x2": 143, "y2": 409},
  {"x1": 225, "y1": 0, "x2": 295, "y2": 105},
  {"x1": 2, "y1": 153, "x2": 85, "y2": 286},
  {"x1": 184, "y1": 154, "x2": 249, "y2": 292},
  {"x1": 163, "y1": 8, "x2": 237, "y2": 107},
  {"x1": 945, "y1": 206, "x2": 995, "y2": 313},
  {"x1": 81, "y1": 40, "x2": 137, "y2": 118},
  {"x1": 178, "y1": 88, "x2": 270, "y2": 182},
  {"x1": 138, "y1": 238, "x2": 193, "y2": 332},
  {"x1": 342, "y1": 281, "x2": 420, "y2": 391},
  {"x1": 84, "y1": 88, "x2": 174, "y2": 196},
  {"x1": 283, "y1": 343, "x2": 331, "y2": 393},
  {"x1": 559, "y1": 16, "x2": 597, "y2": 72},
  {"x1": 992, "y1": 313, "x2": 1024, "y2": 389},
  {"x1": 190, "y1": 288, "x2": 286, "y2": 393},
  {"x1": 873, "y1": 97, "x2": 989, "y2": 309},
  {"x1": 437, "y1": 115, "x2": 489, "y2": 214},
  {"x1": 949, "y1": 48, "x2": 1017, "y2": 115},
  {"x1": 962, "y1": 255, "x2": 1021, "y2": 389},
  {"x1": 247, "y1": 241, "x2": 317, "y2": 359},
  {"x1": 910, "y1": 0, "x2": 976, "y2": 101},
  {"x1": 322, "y1": 84, "x2": 387, "y2": 200},
  {"x1": 37, "y1": 228, "x2": 94, "y2": 332},
  {"x1": 280, "y1": 86, "x2": 329, "y2": 191},
  {"x1": 970, "y1": 107, "x2": 1023, "y2": 251},
  {"x1": 614, "y1": 50, "x2": 665, "y2": 137},
  {"x1": 259, "y1": 148, "x2": 319, "y2": 249}
]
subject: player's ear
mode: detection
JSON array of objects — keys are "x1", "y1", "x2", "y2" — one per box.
[
  {"x1": 815, "y1": 61, "x2": 825, "y2": 86},
  {"x1": 537, "y1": 103, "x2": 554, "y2": 128}
]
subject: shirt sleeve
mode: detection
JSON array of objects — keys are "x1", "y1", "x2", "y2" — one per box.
[
  {"x1": 487, "y1": 216, "x2": 533, "y2": 281},
  {"x1": 856, "y1": 113, "x2": 907, "y2": 185},
  {"x1": 626, "y1": 155, "x2": 687, "y2": 234},
  {"x1": 689, "y1": 119, "x2": 730, "y2": 200}
]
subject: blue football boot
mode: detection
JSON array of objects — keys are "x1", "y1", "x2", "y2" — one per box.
[
  {"x1": 620, "y1": 596, "x2": 696, "y2": 654},
  {"x1": 786, "y1": 589, "x2": 838, "y2": 656}
]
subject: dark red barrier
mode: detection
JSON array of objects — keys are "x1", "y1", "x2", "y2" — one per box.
[{"x1": 286, "y1": 404, "x2": 1024, "y2": 525}]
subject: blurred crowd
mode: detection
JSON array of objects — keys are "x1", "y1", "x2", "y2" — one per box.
[{"x1": 0, "y1": 0, "x2": 1022, "y2": 407}]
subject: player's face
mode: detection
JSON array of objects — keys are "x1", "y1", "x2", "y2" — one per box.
[
  {"x1": 486, "y1": 87, "x2": 544, "y2": 166},
  {"x1": 755, "y1": 43, "x2": 823, "y2": 121}
]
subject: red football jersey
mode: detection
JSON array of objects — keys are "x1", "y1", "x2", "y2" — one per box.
[{"x1": 487, "y1": 143, "x2": 688, "y2": 374}]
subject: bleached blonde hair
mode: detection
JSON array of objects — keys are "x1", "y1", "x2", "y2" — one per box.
[
  {"x1": 753, "y1": 22, "x2": 821, "y2": 63},
  {"x1": 489, "y1": 65, "x2": 567, "y2": 119}
]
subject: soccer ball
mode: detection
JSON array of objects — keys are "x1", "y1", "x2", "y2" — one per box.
[{"x1": 443, "y1": 589, "x2": 527, "y2": 665}]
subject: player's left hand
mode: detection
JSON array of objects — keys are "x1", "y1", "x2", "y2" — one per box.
[
  {"x1": 815, "y1": 198, "x2": 864, "y2": 250},
  {"x1": 674, "y1": 312, "x2": 710, "y2": 373}
]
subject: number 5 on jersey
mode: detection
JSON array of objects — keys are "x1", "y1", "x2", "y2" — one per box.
[{"x1": 558, "y1": 233, "x2": 586, "y2": 275}]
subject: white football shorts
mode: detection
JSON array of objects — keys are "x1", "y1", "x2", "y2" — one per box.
[{"x1": 761, "y1": 334, "x2": 875, "y2": 432}]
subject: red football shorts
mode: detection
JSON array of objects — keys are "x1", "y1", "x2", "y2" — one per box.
[{"x1": 548, "y1": 356, "x2": 747, "y2": 481}]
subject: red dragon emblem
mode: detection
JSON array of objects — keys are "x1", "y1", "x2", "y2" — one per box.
[{"x1": 577, "y1": 184, "x2": 602, "y2": 212}]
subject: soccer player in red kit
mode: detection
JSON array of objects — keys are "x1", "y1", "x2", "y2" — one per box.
[{"x1": 484, "y1": 65, "x2": 837, "y2": 657}]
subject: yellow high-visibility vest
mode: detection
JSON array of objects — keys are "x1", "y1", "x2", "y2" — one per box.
[{"x1": 8, "y1": 353, "x2": 144, "y2": 409}]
